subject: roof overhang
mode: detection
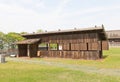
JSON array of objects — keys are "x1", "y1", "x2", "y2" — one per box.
[
  {"x1": 22, "y1": 27, "x2": 104, "y2": 36},
  {"x1": 16, "y1": 38, "x2": 41, "y2": 45},
  {"x1": 21, "y1": 26, "x2": 108, "y2": 40}
]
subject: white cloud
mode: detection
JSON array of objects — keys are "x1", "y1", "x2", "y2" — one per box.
[
  {"x1": 61, "y1": 5, "x2": 120, "y2": 18},
  {"x1": 0, "y1": 0, "x2": 120, "y2": 33},
  {"x1": 19, "y1": 0, "x2": 34, "y2": 4},
  {"x1": 0, "y1": 3, "x2": 37, "y2": 15},
  {"x1": 36, "y1": 2, "x2": 45, "y2": 9},
  {"x1": 0, "y1": 2, "x2": 63, "y2": 33},
  {"x1": 0, "y1": 3, "x2": 42, "y2": 32},
  {"x1": 53, "y1": 0, "x2": 71, "y2": 16}
]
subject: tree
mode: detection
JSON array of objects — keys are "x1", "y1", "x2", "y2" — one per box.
[
  {"x1": 0, "y1": 32, "x2": 5, "y2": 50},
  {"x1": 36, "y1": 29, "x2": 43, "y2": 33},
  {"x1": 20, "y1": 32, "x2": 28, "y2": 35},
  {"x1": 5, "y1": 32, "x2": 25, "y2": 49}
]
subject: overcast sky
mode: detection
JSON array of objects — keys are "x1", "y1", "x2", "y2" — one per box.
[{"x1": 0, "y1": 0, "x2": 120, "y2": 33}]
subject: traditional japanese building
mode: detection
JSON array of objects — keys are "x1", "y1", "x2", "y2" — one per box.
[
  {"x1": 106, "y1": 30, "x2": 120, "y2": 47},
  {"x1": 16, "y1": 25, "x2": 108, "y2": 59}
]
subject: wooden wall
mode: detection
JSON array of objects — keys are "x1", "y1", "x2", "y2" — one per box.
[
  {"x1": 37, "y1": 50, "x2": 101, "y2": 60},
  {"x1": 29, "y1": 44, "x2": 38, "y2": 57},
  {"x1": 37, "y1": 32, "x2": 108, "y2": 59},
  {"x1": 40, "y1": 32, "x2": 108, "y2": 50},
  {"x1": 102, "y1": 41, "x2": 109, "y2": 50},
  {"x1": 41, "y1": 33, "x2": 99, "y2": 43}
]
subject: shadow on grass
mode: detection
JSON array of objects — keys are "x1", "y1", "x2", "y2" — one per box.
[{"x1": 103, "y1": 55, "x2": 108, "y2": 59}]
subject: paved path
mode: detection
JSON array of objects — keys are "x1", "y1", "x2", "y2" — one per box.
[{"x1": 7, "y1": 58, "x2": 120, "y2": 76}]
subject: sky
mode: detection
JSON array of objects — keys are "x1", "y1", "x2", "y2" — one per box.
[{"x1": 0, "y1": 0, "x2": 120, "y2": 33}]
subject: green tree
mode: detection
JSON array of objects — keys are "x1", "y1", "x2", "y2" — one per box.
[
  {"x1": 0, "y1": 32, "x2": 5, "y2": 50},
  {"x1": 20, "y1": 32, "x2": 28, "y2": 35},
  {"x1": 36, "y1": 29, "x2": 43, "y2": 33},
  {"x1": 5, "y1": 32, "x2": 25, "y2": 49}
]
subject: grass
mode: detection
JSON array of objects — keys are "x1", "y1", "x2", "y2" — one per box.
[
  {"x1": 0, "y1": 48, "x2": 120, "y2": 82},
  {"x1": 0, "y1": 61, "x2": 120, "y2": 82}
]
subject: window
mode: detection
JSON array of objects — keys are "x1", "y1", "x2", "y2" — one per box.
[
  {"x1": 38, "y1": 43, "x2": 48, "y2": 50},
  {"x1": 59, "y1": 44, "x2": 62, "y2": 50},
  {"x1": 50, "y1": 43, "x2": 58, "y2": 50}
]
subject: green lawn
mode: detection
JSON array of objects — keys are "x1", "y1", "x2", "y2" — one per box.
[
  {"x1": 0, "y1": 61, "x2": 120, "y2": 82},
  {"x1": 0, "y1": 48, "x2": 120, "y2": 82}
]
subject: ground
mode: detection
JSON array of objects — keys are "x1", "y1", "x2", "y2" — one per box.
[{"x1": 0, "y1": 48, "x2": 120, "y2": 82}]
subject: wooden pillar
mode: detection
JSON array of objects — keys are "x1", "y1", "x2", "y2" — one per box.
[
  {"x1": 100, "y1": 41, "x2": 103, "y2": 58},
  {"x1": 46, "y1": 43, "x2": 49, "y2": 50},
  {"x1": 69, "y1": 43, "x2": 71, "y2": 51},
  {"x1": 47, "y1": 43, "x2": 50, "y2": 51},
  {"x1": 47, "y1": 43, "x2": 50, "y2": 57},
  {"x1": 57, "y1": 43, "x2": 59, "y2": 50},
  {"x1": 27, "y1": 45, "x2": 30, "y2": 57}
]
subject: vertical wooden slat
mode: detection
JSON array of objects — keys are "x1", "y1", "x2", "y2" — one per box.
[{"x1": 102, "y1": 41, "x2": 109, "y2": 50}]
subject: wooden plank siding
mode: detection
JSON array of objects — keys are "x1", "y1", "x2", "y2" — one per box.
[
  {"x1": 29, "y1": 44, "x2": 38, "y2": 57},
  {"x1": 102, "y1": 41, "x2": 109, "y2": 50},
  {"x1": 88, "y1": 42, "x2": 100, "y2": 50},
  {"x1": 41, "y1": 33, "x2": 99, "y2": 44},
  {"x1": 37, "y1": 50, "x2": 101, "y2": 60},
  {"x1": 71, "y1": 43, "x2": 87, "y2": 50}
]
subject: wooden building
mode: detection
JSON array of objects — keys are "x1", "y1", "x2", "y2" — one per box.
[
  {"x1": 16, "y1": 26, "x2": 108, "y2": 59},
  {"x1": 106, "y1": 30, "x2": 120, "y2": 47}
]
